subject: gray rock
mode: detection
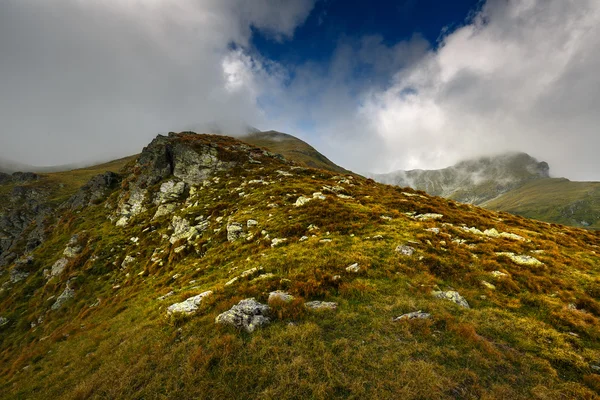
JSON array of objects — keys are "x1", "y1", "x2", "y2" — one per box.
[
  {"x1": 304, "y1": 301, "x2": 338, "y2": 311},
  {"x1": 393, "y1": 311, "x2": 431, "y2": 321},
  {"x1": 496, "y1": 252, "x2": 543, "y2": 266},
  {"x1": 415, "y1": 213, "x2": 444, "y2": 221},
  {"x1": 156, "y1": 180, "x2": 187, "y2": 204},
  {"x1": 166, "y1": 291, "x2": 213, "y2": 315},
  {"x1": 346, "y1": 263, "x2": 360, "y2": 273},
  {"x1": 63, "y1": 235, "x2": 82, "y2": 258},
  {"x1": 121, "y1": 256, "x2": 136, "y2": 269},
  {"x1": 49, "y1": 258, "x2": 69, "y2": 278},
  {"x1": 227, "y1": 223, "x2": 245, "y2": 242},
  {"x1": 247, "y1": 219, "x2": 258, "y2": 228},
  {"x1": 271, "y1": 238, "x2": 287, "y2": 247},
  {"x1": 432, "y1": 290, "x2": 470, "y2": 308},
  {"x1": 66, "y1": 172, "x2": 121, "y2": 209},
  {"x1": 396, "y1": 245, "x2": 415, "y2": 256},
  {"x1": 0, "y1": 316, "x2": 9, "y2": 327},
  {"x1": 215, "y1": 298, "x2": 270, "y2": 333},
  {"x1": 268, "y1": 291, "x2": 294, "y2": 304},
  {"x1": 51, "y1": 286, "x2": 75, "y2": 310}
]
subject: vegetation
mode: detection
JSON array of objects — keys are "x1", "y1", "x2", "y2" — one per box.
[
  {"x1": 484, "y1": 178, "x2": 600, "y2": 230},
  {"x1": 0, "y1": 133, "x2": 599, "y2": 399}
]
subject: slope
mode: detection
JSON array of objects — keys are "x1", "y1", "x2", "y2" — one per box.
[
  {"x1": 242, "y1": 130, "x2": 351, "y2": 174},
  {"x1": 0, "y1": 133, "x2": 599, "y2": 399},
  {"x1": 483, "y1": 178, "x2": 600, "y2": 230}
]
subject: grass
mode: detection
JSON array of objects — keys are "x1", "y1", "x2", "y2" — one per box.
[
  {"x1": 1, "y1": 133, "x2": 600, "y2": 399},
  {"x1": 483, "y1": 178, "x2": 600, "y2": 230}
]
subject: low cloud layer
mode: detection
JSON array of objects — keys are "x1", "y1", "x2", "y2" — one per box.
[{"x1": 1, "y1": 0, "x2": 599, "y2": 180}]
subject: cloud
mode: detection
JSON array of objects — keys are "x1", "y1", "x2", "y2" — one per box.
[
  {"x1": 254, "y1": 0, "x2": 600, "y2": 181},
  {"x1": 0, "y1": 0, "x2": 315, "y2": 166},
  {"x1": 355, "y1": 0, "x2": 600, "y2": 180}
]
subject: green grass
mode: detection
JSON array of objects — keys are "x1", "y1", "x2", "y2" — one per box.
[
  {"x1": 1, "y1": 133, "x2": 600, "y2": 399},
  {"x1": 483, "y1": 178, "x2": 600, "y2": 230}
]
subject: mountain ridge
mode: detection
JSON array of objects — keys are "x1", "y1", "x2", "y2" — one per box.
[{"x1": 1, "y1": 132, "x2": 599, "y2": 399}]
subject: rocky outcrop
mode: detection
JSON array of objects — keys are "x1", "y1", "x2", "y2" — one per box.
[
  {"x1": 66, "y1": 172, "x2": 121, "y2": 209},
  {"x1": 51, "y1": 284, "x2": 75, "y2": 310},
  {"x1": 167, "y1": 291, "x2": 213, "y2": 315},
  {"x1": 215, "y1": 298, "x2": 270, "y2": 333}
]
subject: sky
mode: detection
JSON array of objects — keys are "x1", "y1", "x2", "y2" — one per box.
[{"x1": 1, "y1": 0, "x2": 599, "y2": 180}]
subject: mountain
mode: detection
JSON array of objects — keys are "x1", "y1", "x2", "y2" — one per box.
[
  {"x1": 373, "y1": 153, "x2": 600, "y2": 230},
  {"x1": 373, "y1": 152, "x2": 550, "y2": 204},
  {"x1": 242, "y1": 130, "x2": 351, "y2": 174},
  {"x1": 1, "y1": 132, "x2": 600, "y2": 399},
  {"x1": 482, "y1": 178, "x2": 600, "y2": 230}
]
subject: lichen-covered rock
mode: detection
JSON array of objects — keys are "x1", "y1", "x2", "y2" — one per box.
[
  {"x1": 432, "y1": 290, "x2": 470, "y2": 308},
  {"x1": 51, "y1": 286, "x2": 75, "y2": 310},
  {"x1": 491, "y1": 270, "x2": 508, "y2": 278},
  {"x1": 166, "y1": 291, "x2": 213, "y2": 315},
  {"x1": 66, "y1": 171, "x2": 121, "y2": 209},
  {"x1": 121, "y1": 256, "x2": 136, "y2": 268},
  {"x1": 48, "y1": 258, "x2": 69, "y2": 278},
  {"x1": 215, "y1": 298, "x2": 270, "y2": 333},
  {"x1": 395, "y1": 245, "x2": 415, "y2": 256},
  {"x1": 227, "y1": 223, "x2": 245, "y2": 242},
  {"x1": 268, "y1": 291, "x2": 294, "y2": 304},
  {"x1": 346, "y1": 263, "x2": 360, "y2": 273},
  {"x1": 393, "y1": 311, "x2": 431, "y2": 321},
  {"x1": 156, "y1": 180, "x2": 187, "y2": 204},
  {"x1": 415, "y1": 213, "x2": 443, "y2": 221},
  {"x1": 294, "y1": 196, "x2": 312, "y2": 207},
  {"x1": 63, "y1": 234, "x2": 83, "y2": 258},
  {"x1": 304, "y1": 301, "x2": 338, "y2": 311},
  {"x1": 496, "y1": 252, "x2": 543, "y2": 266},
  {"x1": 247, "y1": 219, "x2": 258, "y2": 228},
  {"x1": 271, "y1": 238, "x2": 287, "y2": 247}
]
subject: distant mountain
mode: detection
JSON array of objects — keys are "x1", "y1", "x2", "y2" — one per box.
[
  {"x1": 242, "y1": 130, "x2": 351, "y2": 174},
  {"x1": 373, "y1": 152, "x2": 600, "y2": 229},
  {"x1": 373, "y1": 152, "x2": 550, "y2": 204}
]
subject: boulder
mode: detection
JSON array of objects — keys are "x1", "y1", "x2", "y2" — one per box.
[
  {"x1": 51, "y1": 286, "x2": 75, "y2": 310},
  {"x1": 215, "y1": 298, "x2": 270, "y2": 333},
  {"x1": 166, "y1": 291, "x2": 213, "y2": 315},
  {"x1": 396, "y1": 245, "x2": 415, "y2": 256},
  {"x1": 346, "y1": 263, "x2": 360, "y2": 273},
  {"x1": 432, "y1": 290, "x2": 470, "y2": 308},
  {"x1": 294, "y1": 196, "x2": 312, "y2": 207},
  {"x1": 227, "y1": 223, "x2": 245, "y2": 242}
]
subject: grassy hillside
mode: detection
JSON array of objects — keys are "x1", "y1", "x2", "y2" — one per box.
[
  {"x1": 1, "y1": 133, "x2": 599, "y2": 399},
  {"x1": 0, "y1": 155, "x2": 136, "y2": 209},
  {"x1": 483, "y1": 178, "x2": 600, "y2": 230},
  {"x1": 242, "y1": 130, "x2": 351, "y2": 175}
]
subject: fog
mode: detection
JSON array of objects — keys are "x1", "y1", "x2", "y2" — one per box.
[{"x1": 1, "y1": 0, "x2": 599, "y2": 180}]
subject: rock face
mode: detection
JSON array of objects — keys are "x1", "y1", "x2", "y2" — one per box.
[
  {"x1": 51, "y1": 285, "x2": 75, "y2": 310},
  {"x1": 167, "y1": 291, "x2": 213, "y2": 315},
  {"x1": 372, "y1": 152, "x2": 550, "y2": 205},
  {"x1": 215, "y1": 298, "x2": 270, "y2": 333},
  {"x1": 66, "y1": 172, "x2": 121, "y2": 209},
  {"x1": 432, "y1": 290, "x2": 470, "y2": 308}
]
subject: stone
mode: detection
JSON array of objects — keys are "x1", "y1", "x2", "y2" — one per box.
[
  {"x1": 51, "y1": 286, "x2": 75, "y2": 310},
  {"x1": 319, "y1": 239, "x2": 332, "y2": 243},
  {"x1": 491, "y1": 270, "x2": 508, "y2": 278},
  {"x1": 121, "y1": 256, "x2": 135, "y2": 269},
  {"x1": 415, "y1": 213, "x2": 443, "y2": 221},
  {"x1": 0, "y1": 316, "x2": 8, "y2": 328},
  {"x1": 496, "y1": 252, "x2": 543, "y2": 266},
  {"x1": 432, "y1": 290, "x2": 470, "y2": 308},
  {"x1": 154, "y1": 203, "x2": 177, "y2": 219},
  {"x1": 481, "y1": 280, "x2": 496, "y2": 290},
  {"x1": 396, "y1": 245, "x2": 415, "y2": 256},
  {"x1": 10, "y1": 267, "x2": 29, "y2": 283},
  {"x1": 268, "y1": 291, "x2": 294, "y2": 304},
  {"x1": 425, "y1": 228, "x2": 440, "y2": 234},
  {"x1": 63, "y1": 235, "x2": 83, "y2": 258},
  {"x1": 247, "y1": 219, "x2": 258, "y2": 228},
  {"x1": 227, "y1": 222, "x2": 245, "y2": 242},
  {"x1": 294, "y1": 196, "x2": 312, "y2": 207},
  {"x1": 215, "y1": 298, "x2": 270, "y2": 333},
  {"x1": 271, "y1": 238, "x2": 287, "y2": 248},
  {"x1": 346, "y1": 263, "x2": 360, "y2": 273},
  {"x1": 48, "y1": 258, "x2": 69, "y2": 278},
  {"x1": 157, "y1": 180, "x2": 186, "y2": 204},
  {"x1": 304, "y1": 301, "x2": 338, "y2": 311},
  {"x1": 166, "y1": 291, "x2": 213, "y2": 315},
  {"x1": 157, "y1": 291, "x2": 174, "y2": 301},
  {"x1": 299, "y1": 236, "x2": 309, "y2": 242},
  {"x1": 393, "y1": 311, "x2": 431, "y2": 321},
  {"x1": 312, "y1": 192, "x2": 326, "y2": 200}
]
